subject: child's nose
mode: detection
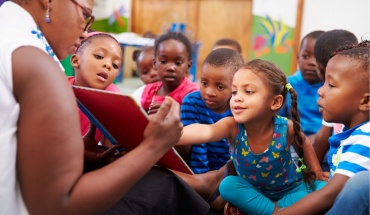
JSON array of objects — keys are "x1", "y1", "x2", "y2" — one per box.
[
  {"x1": 103, "y1": 62, "x2": 111, "y2": 70},
  {"x1": 317, "y1": 86, "x2": 323, "y2": 97},
  {"x1": 308, "y1": 57, "x2": 318, "y2": 67},
  {"x1": 205, "y1": 88, "x2": 216, "y2": 97},
  {"x1": 166, "y1": 63, "x2": 176, "y2": 71},
  {"x1": 232, "y1": 93, "x2": 242, "y2": 102},
  {"x1": 150, "y1": 69, "x2": 158, "y2": 77}
]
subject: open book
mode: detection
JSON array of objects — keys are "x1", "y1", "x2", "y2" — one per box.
[{"x1": 72, "y1": 86, "x2": 193, "y2": 174}]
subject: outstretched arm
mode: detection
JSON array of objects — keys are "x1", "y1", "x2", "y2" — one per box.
[
  {"x1": 177, "y1": 116, "x2": 235, "y2": 146},
  {"x1": 14, "y1": 47, "x2": 183, "y2": 215}
]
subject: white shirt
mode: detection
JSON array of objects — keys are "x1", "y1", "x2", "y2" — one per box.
[{"x1": 0, "y1": 2, "x2": 60, "y2": 214}]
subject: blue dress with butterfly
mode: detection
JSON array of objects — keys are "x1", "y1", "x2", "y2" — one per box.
[
  {"x1": 232, "y1": 115, "x2": 302, "y2": 196},
  {"x1": 219, "y1": 115, "x2": 327, "y2": 214}
]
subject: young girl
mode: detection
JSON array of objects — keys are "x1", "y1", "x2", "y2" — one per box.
[
  {"x1": 178, "y1": 59, "x2": 327, "y2": 214},
  {"x1": 131, "y1": 46, "x2": 159, "y2": 104},
  {"x1": 69, "y1": 32, "x2": 123, "y2": 167},
  {"x1": 141, "y1": 31, "x2": 199, "y2": 115}
]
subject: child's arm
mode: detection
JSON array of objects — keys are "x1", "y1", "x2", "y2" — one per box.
[
  {"x1": 302, "y1": 134, "x2": 329, "y2": 181},
  {"x1": 313, "y1": 124, "x2": 332, "y2": 164},
  {"x1": 274, "y1": 174, "x2": 349, "y2": 214},
  {"x1": 177, "y1": 117, "x2": 235, "y2": 146}
]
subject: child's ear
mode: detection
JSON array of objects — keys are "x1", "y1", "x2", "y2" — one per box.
[
  {"x1": 187, "y1": 61, "x2": 192, "y2": 75},
  {"x1": 152, "y1": 59, "x2": 157, "y2": 70},
  {"x1": 358, "y1": 93, "x2": 370, "y2": 112},
  {"x1": 271, "y1": 95, "x2": 283, "y2": 110},
  {"x1": 188, "y1": 61, "x2": 192, "y2": 69},
  {"x1": 70, "y1": 54, "x2": 80, "y2": 68}
]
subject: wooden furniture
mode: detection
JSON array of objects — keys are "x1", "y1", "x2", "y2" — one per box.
[{"x1": 131, "y1": 0, "x2": 303, "y2": 77}]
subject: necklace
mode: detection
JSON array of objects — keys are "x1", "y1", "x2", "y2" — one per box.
[{"x1": 31, "y1": 26, "x2": 62, "y2": 67}]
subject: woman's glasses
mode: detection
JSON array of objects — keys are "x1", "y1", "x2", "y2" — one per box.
[{"x1": 70, "y1": 0, "x2": 95, "y2": 31}]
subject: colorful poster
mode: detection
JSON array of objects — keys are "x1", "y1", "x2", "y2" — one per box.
[
  {"x1": 250, "y1": 0, "x2": 298, "y2": 75},
  {"x1": 91, "y1": 0, "x2": 131, "y2": 33}
]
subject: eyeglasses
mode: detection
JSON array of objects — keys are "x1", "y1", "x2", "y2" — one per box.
[{"x1": 70, "y1": 0, "x2": 95, "y2": 32}]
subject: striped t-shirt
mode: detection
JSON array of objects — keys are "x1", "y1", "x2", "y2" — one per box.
[
  {"x1": 328, "y1": 121, "x2": 370, "y2": 178},
  {"x1": 181, "y1": 91, "x2": 232, "y2": 173}
]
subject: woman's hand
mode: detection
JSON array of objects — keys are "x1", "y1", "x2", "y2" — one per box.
[{"x1": 143, "y1": 97, "x2": 183, "y2": 153}]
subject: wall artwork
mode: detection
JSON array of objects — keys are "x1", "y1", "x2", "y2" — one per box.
[
  {"x1": 91, "y1": 0, "x2": 131, "y2": 33},
  {"x1": 250, "y1": 0, "x2": 300, "y2": 75}
]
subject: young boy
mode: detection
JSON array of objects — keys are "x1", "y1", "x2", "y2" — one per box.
[
  {"x1": 276, "y1": 41, "x2": 370, "y2": 214},
  {"x1": 180, "y1": 48, "x2": 244, "y2": 173},
  {"x1": 312, "y1": 29, "x2": 358, "y2": 170},
  {"x1": 278, "y1": 31, "x2": 325, "y2": 142}
]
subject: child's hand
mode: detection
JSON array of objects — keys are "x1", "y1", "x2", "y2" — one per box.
[
  {"x1": 316, "y1": 171, "x2": 330, "y2": 182},
  {"x1": 83, "y1": 123, "x2": 121, "y2": 164},
  {"x1": 147, "y1": 102, "x2": 161, "y2": 115}
]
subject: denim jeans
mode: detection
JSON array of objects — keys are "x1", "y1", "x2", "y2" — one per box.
[{"x1": 326, "y1": 171, "x2": 369, "y2": 215}]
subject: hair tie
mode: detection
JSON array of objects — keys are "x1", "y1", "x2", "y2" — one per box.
[
  {"x1": 296, "y1": 158, "x2": 307, "y2": 173},
  {"x1": 285, "y1": 83, "x2": 293, "y2": 91}
]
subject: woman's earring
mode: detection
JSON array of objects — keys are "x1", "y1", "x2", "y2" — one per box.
[{"x1": 45, "y1": 6, "x2": 50, "y2": 23}]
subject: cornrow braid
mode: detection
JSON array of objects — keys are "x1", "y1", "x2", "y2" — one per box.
[
  {"x1": 154, "y1": 31, "x2": 192, "y2": 61},
  {"x1": 331, "y1": 40, "x2": 370, "y2": 89},
  {"x1": 75, "y1": 33, "x2": 121, "y2": 54},
  {"x1": 331, "y1": 40, "x2": 370, "y2": 58}
]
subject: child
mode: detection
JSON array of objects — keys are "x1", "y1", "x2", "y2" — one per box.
[
  {"x1": 181, "y1": 48, "x2": 244, "y2": 173},
  {"x1": 141, "y1": 31, "x2": 199, "y2": 115},
  {"x1": 131, "y1": 46, "x2": 159, "y2": 104},
  {"x1": 178, "y1": 59, "x2": 327, "y2": 214},
  {"x1": 312, "y1": 30, "x2": 358, "y2": 168},
  {"x1": 276, "y1": 41, "x2": 370, "y2": 215},
  {"x1": 139, "y1": 31, "x2": 198, "y2": 161},
  {"x1": 69, "y1": 32, "x2": 123, "y2": 166},
  {"x1": 278, "y1": 31, "x2": 324, "y2": 142},
  {"x1": 212, "y1": 38, "x2": 242, "y2": 54},
  {"x1": 132, "y1": 46, "x2": 159, "y2": 85}
]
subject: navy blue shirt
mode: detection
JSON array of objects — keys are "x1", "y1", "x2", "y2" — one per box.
[{"x1": 181, "y1": 91, "x2": 232, "y2": 173}]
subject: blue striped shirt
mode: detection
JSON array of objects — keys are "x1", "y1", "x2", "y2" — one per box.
[
  {"x1": 328, "y1": 121, "x2": 370, "y2": 178},
  {"x1": 181, "y1": 91, "x2": 232, "y2": 173}
]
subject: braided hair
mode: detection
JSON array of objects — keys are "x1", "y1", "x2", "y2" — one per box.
[
  {"x1": 154, "y1": 31, "x2": 192, "y2": 61},
  {"x1": 330, "y1": 40, "x2": 370, "y2": 89}
]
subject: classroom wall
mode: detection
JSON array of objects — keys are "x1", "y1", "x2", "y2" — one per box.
[
  {"x1": 130, "y1": 0, "x2": 369, "y2": 78},
  {"x1": 300, "y1": 0, "x2": 370, "y2": 40}
]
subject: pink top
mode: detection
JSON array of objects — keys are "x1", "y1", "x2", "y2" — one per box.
[
  {"x1": 141, "y1": 77, "x2": 199, "y2": 111},
  {"x1": 68, "y1": 76, "x2": 120, "y2": 142}
]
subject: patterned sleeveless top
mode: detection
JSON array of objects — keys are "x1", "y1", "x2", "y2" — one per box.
[{"x1": 231, "y1": 115, "x2": 302, "y2": 196}]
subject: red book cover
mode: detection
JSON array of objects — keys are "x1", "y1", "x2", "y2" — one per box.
[{"x1": 72, "y1": 86, "x2": 193, "y2": 175}]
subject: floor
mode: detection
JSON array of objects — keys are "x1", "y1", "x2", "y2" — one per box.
[{"x1": 115, "y1": 77, "x2": 144, "y2": 95}]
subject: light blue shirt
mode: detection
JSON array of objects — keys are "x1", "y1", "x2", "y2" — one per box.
[{"x1": 278, "y1": 70, "x2": 323, "y2": 136}]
